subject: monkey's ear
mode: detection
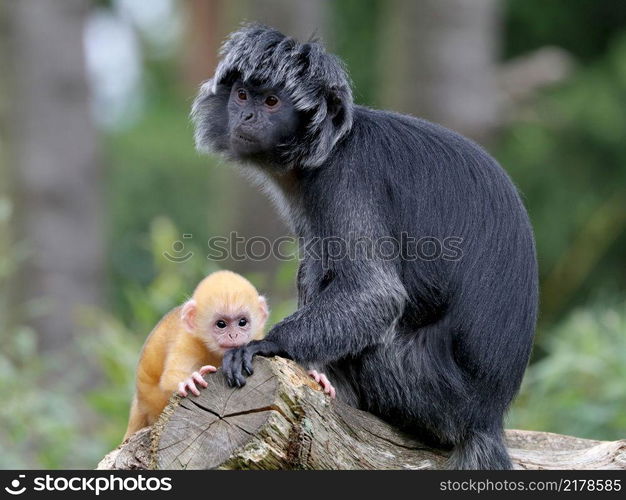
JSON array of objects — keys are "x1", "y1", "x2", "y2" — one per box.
[
  {"x1": 301, "y1": 86, "x2": 353, "y2": 167},
  {"x1": 181, "y1": 299, "x2": 198, "y2": 333},
  {"x1": 326, "y1": 92, "x2": 344, "y2": 124},
  {"x1": 258, "y1": 295, "x2": 269, "y2": 322}
]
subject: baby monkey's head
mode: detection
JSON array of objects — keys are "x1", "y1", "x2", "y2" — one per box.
[{"x1": 181, "y1": 270, "x2": 268, "y2": 352}]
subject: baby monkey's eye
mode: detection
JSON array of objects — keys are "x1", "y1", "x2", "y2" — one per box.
[
  {"x1": 238, "y1": 318, "x2": 248, "y2": 327},
  {"x1": 237, "y1": 89, "x2": 247, "y2": 100},
  {"x1": 265, "y1": 95, "x2": 279, "y2": 107},
  {"x1": 216, "y1": 320, "x2": 227, "y2": 329}
]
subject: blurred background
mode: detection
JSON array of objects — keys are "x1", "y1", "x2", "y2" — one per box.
[{"x1": 0, "y1": 0, "x2": 625, "y2": 468}]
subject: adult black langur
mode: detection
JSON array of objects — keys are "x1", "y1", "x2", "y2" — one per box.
[{"x1": 191, "y1": 24, "x2": 538, "y2": 470}]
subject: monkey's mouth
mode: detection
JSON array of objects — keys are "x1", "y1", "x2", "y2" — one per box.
[
  {"x1": 217, "y1": 338, "x2": 249, "y2": 349},
  {"x1": 235, "y1": 132, "x2": 258, "y2": 145},
  {"x1": 231, "y1": 133, "x2": 262, "y2": 157}
]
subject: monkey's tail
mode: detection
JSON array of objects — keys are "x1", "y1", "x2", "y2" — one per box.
[{"x1": 446, "y1": 430, "x2": 512, "y2": 470}]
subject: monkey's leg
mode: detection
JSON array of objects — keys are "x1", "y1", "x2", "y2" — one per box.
[{"x1": 364, "y1": 325, "x2": 513, "y2": 470}]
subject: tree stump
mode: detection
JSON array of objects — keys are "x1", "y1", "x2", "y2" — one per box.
[{"x1": 98, "y1": 357, "x2": 626, "y2": 470}]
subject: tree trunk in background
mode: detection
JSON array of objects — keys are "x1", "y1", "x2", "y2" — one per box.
[
  {"x1": 4, "y1": 0, "x2": 103, "y2": 353},
  {"x1": 182, "y1": 0, "x2": 223, "y2": 90},
  {"x1": 244, "y1": 0, "x2": 330, "y2": 41},
  {"x1": 379, "y1": 0, "x2": 501, "y2": 145},
  {"x1": 0, "y1": 0, "x2": 13, "y2": 329}
]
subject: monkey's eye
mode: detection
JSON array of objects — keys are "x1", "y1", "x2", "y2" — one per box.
[
  {"x1": 237, "y1": 89, "x2": 247, "y2": 101},
  {"x1": 264, "y1": 95, "x2": 279, "y2": 107},
  {"x1": 216, "y1": 320, "x2": 227, "y2": 329},
  {"x1": 238, "y1": 318, "x2": 248, "y2": 327}
]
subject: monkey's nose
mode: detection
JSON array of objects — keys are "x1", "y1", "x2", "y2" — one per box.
[{"x1": 243, "y1": 111, "x2": 254, "y2": 121}]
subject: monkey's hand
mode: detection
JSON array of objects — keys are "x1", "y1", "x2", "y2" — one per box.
[
  {"x1": 222, "y1": 339, "x2": 287, "y2": 388},
  {"x1": 308, "y1": 370, "x2": 336, "y2": 399},
  {"x1": 177, "y1": 365, "x2": 217, "y2": 397}
]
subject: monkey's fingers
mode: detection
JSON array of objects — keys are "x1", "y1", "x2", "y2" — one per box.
[
  {"x1": 318, "y1": 373, "x2": 336, "y2": 399},
  {"x1": 223, "y1": 348, "x2": 247, "y2": 388},
  {"x1": 198, "y1": 365, "x2": 217, "y2": 375},
  {"x1": 232, "y1": 348, "x2": 247, "y2": 387},
  {"x1": 191, "y1": 371, "x2": 209, "y2": 388},
  {"x1": 308, "y1": 370, "x2": 336, "y2": 399},
  {"x1": 308, "y1": 369, "x2": 321, "y2": 383},
  {"x1": 242, "y1": 347, "x2": 255, "y2": 376},
  {"x1": 186, "y1": 377, "x2": 201, "y2": 396},
  {"x1": 223, "y1": 350, "x2": 236, "y2": 387},
  {"x1": 177, "y1": 381, "x2": 188, "y2": 397}
]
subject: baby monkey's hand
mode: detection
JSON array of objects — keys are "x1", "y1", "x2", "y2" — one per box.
[{"x1": 177, "y1": 365, "x2": 217, "y2": 397}]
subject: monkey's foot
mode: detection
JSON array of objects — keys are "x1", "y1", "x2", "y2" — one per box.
[
  {"x1": 308, "y1": 370, "x2": 336, "y2": 399},
  {"x1": 177, "y1": 365, "x2": 217, "y2": 397}
]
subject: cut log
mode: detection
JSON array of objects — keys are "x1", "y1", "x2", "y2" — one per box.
[{"x1": 98, "y1": 357, "x2": 626, "y2": 470}]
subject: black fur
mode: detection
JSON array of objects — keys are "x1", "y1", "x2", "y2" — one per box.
[{"x1": 192, "y1": 24, "x2": 538, "y2": 470}]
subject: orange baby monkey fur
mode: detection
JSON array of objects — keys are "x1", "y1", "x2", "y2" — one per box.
[{"x1": 123, "y1": 271, "x2": 268, "y2": 440}]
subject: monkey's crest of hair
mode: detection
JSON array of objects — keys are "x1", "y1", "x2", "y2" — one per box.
[{"x1": 192, "y1": 23, "x2": 354, "y2": 168}]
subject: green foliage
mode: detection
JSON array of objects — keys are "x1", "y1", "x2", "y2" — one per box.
[
  {"x1": 0, "y1": 218, "x2": 106, "y2": 468},
  {"x1": 496, "y1": 33, "x2": 626, "y2": 320},
  {"x1": 118, "y1": 216, "x2": 217, "y2": 331},
  {"x1": 509, "y1": 301, "x2": 626, "y2": 440},
  {"x1": 504, "y1": 0, "x2": 626, "y2": 61},
  {"x1": 0, "y1": 215, "x2": 298, "y2": 468},
  {"x1": 332, "y1": 0, "x2": 384, "y2": 105},
  {"x1": 83, "y1": 217, "x2": 297, "y2": 457},
  {"x1": 105, "y1": 92, "x2": 228, "y2": 321},
  {"x1": 0, "y1": 324, "x2": 71, "y2": 468},
  {"x1": 78, "y1": 311, "x2": 143, "y2": 451},
  {"x1": 84, "y1": 216, "x2": 217, "y2": 451}
]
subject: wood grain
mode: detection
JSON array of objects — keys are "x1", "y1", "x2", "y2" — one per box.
[{"x1": 98, "y1": 357, "x2": 626, "y2": 470}]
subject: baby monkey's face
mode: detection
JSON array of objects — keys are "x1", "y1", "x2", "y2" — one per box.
[
  {"x1": 207, "y1": 308, "x2": 255, "y2": 349},
  {"x1": 188, "y1": 298, "x2": 268, "y2": 353},
  {"x1": 226, "y1": 79, "x2": 301, "y2": 161},
  {"x1": 181, "y1": 283, "x2": 269, "y2": 353}
]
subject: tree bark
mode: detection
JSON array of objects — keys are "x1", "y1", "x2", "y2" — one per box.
[{"x1": 98, "y1": 358, "x2": 626, "y2": 470}]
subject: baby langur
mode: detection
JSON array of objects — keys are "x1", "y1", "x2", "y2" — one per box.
[{"x1": 123, "y1": 270, "x2": 268, "y2": 441}]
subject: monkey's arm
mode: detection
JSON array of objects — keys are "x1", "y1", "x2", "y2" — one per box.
[
  {"x1": 223, "y1": 262, "x2": 406, "y2": 387},
  {"x1": 159, "y1": 336, "x2": 206, "y2": 393}
]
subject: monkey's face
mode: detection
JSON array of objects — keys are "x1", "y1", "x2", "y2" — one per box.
[
  {"x1": 182, "y1": 282, "x2": 269, "y2": 353},
  {"x1": 205, "y1": 310, "x2": 256, "y2": 350},
  {"x1": 226, "y1": 80, "x2": 302, "y2": 163},
  {"x1": 196, "y1": 302, "x2": 266, "y2": 352}
]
